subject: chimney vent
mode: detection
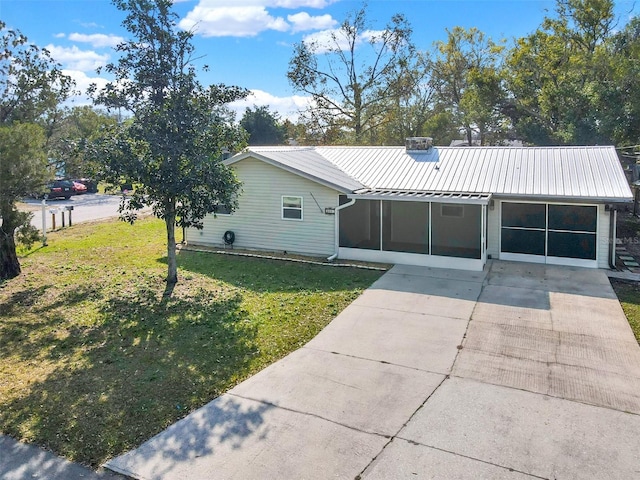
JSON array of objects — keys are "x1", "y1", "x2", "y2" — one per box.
[{"x1": 406, "y1": 137, "x2": 433, "y2": 151}]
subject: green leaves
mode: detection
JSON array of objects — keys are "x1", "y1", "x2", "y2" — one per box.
[
  {"x1": 504, "y1": 0, "x2": 616, "y2": 145},
  {"x1": 90, "y1": 0, "x2": 248, "y2": 283},
  {"x1": 0, "y1": 123, "x2": 49, "y2": 205},
  {"x1": 287, "y1": 5, "x2": 416, "y2": 144},
  {"x1": 0, "y1": 22, "x2": 73, "y2": 280},
  {"x1": 430, "y1": 27, "x2": 507, "y2": 146},
  {"x1": 0, "y1": 21, "x2": 74, "y2": 125},
  {"x1": 240, "y1": 106, "x2": 286, "y2": 146}
]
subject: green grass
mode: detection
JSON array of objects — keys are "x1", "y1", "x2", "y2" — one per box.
[
  {"x1": 0, "y1": 218, "x2": 383, "y2": 467},
  {"x1": 611, "y1": 280, "x2": 640, "y2": 345}
]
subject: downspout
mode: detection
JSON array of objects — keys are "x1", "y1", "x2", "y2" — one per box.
[
  {"x1": 609, "y1": 206, "x2": 617, "y2": 269},
  {"x1": 327, "y1": 198, "x2": 356, "y2": 261}
]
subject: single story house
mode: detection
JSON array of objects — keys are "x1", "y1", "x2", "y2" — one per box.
[{"x1": 186, "y1": 139, "x2": 633, "y2": 271}]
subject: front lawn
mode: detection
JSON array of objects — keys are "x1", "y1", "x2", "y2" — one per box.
[
  {"x1": 0, "y1": 218, "x2": 383, "y2": 467},
  {"x1": 610, "y1": 280, "x2": 640, "y2": 345}
]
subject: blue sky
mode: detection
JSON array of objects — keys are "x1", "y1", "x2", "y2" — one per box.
[{"x1": 1, "y1": 0, "x2": 638, "y2": 120}]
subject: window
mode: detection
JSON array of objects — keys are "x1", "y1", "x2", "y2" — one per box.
[
  {"x1": 547, "y1": 204, "x2": 597, "y2": 260},
  {"x1": 501, "y1": 202, "x2": 546, "y2": 256},
  {"x1": 213, "y1": 204, "x2": 232, "y2": 215},
  {"x1": 502, "y1": 202, "x2": 546, "y2": 229},
  {"x1": 282, "y1": 196, "x2": 303, "y2": 220}
]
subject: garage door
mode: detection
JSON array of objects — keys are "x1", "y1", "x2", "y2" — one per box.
[{"x1": 500, "y1": 202, "x2": 598, "y2": 267}]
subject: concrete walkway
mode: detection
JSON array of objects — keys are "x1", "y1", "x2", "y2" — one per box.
[
  {"x1": 0, "y1": 434, "x2": 122, "y2": 480},
  {"x1": 104, "y1": 261, "x2": 640, "y2": 479}
]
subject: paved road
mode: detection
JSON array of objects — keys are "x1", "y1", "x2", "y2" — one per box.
[
  {"x1": 105, "y1": 261, "x2": 640, "y2": 479},
  {"x1": 22, "y1": 193, "x2": 130, "y2": 231}
]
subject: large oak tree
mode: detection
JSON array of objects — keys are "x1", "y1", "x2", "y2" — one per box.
[{"x1": 0, "y1": 21, "x2": 73, "y2": 281}]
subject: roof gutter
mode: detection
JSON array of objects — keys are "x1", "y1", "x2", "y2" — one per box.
[
  {"x1": 491, "y1": 194, "x2": 633, "y2": 204},
  {"x1": 327, "y1": 198, "x2": 356, "y2": 262}
]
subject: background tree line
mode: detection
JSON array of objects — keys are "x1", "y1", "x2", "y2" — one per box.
[{"x1": 281, "y1": 0, "x2": 640, "y2": 148}]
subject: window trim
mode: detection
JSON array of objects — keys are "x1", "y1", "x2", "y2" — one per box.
[{"x1": 282, "y1": 195, "x2": 303, "y2": 221}]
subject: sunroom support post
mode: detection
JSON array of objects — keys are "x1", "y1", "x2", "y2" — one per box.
[
  {"x1": 379, "y1": 200, "x2": 383, "y2": 252},
  {"x1": 328, "y1": 197, "x2": 356, "y2": 261}
]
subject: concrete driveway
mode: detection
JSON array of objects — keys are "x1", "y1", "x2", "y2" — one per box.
[{"x1": 105, "y1": 261, "x2": 640, "y2": 479}]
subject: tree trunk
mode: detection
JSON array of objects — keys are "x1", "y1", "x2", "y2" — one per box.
[
  {"x1": 354, "y1": 84, "x2": 363, "y2": 144},
  {"x1": 0, "y1": 229, "x2": 21, "y2": 281},
  {"x1": 465, "y1": 125, "x2": 473, "y2": 146},
  {"x1": 165, "y1": 202, "x2": 178, "y2": 285}
]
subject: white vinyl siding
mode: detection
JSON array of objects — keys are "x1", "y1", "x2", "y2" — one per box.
[
  {"x1": 597, "y1": 205, "x2": 611, "y2": 269},
  {"x1": 188, "y1": 157, "x2": 338, "y2": 256}
]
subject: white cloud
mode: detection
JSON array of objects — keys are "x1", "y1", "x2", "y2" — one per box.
[
  {"x1": 287, "y1": 12, "x2": 336, "y2": 33},
  {"x1": 79, "y1": 22, "x2": 102, "y2": 29},
  {"x1": 270, "y1": 0, "x2": 335, "y2": 7},
  {"x1": 180, "y1": 6, "x2": 288, "y2": 37},
  {"x1": 303, "y1": 28, "x2": 387, "y2": 54},
  {"x1": 179, "y1": 0, "x2": 339, "y2": 37},
  {"x1": 68, "y1": 33, "x2": 125, "y2": 48},
  {"x1": 229, "y1": 88, "x2": 312, "y2": 121},
  {"x1": 62, "y1": 69, "x2": 110, "y2": 106},
  {"x1": 46, "y1": 44, "x2": 109, "y2": 72},
  {"x1": 187, "y1": 0, "x2": 336, "y2": 7},
  {"x1": 54, "y1": 33, "x2": 66, "y2": 39}
]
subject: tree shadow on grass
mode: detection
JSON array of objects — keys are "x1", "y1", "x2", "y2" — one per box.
[
  {"x1": 0, "y1": 281, "x2": 268, "y2": 469},
  {"x1": 0, "y1": 284, "x2": 102, "y2": 362},
  {"x1": 0, "y1": 284, "x2": 52, "y2": 317}
]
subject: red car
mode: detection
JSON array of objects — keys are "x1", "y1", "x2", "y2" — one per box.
[{"x1": 72, "y1": 181, "x2": 88, "y2": 194}]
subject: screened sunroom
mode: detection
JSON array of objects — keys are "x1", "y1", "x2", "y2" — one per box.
[{"x1": 337, "y1": 191, "x2": 492, "y2": 271}]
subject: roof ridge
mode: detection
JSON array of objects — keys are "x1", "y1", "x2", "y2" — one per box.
[{"x1": 251, "y1": 145, "x2": 616, "y2": 150}]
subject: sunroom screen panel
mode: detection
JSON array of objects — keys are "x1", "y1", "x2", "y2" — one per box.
[
  {"x1": 431, "y1": 203, "x2": 482, "y2": 259},
  {"x1": 382, "y1": 201, "x2": 429, "y2": 254},
  {"x1": 339, "y1": 199, "x2": 381, "y2": 250}
]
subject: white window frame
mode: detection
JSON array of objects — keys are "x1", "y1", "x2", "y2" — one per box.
[{"x1": 282, "y1": 195, "x2": 303, "y2": 221}]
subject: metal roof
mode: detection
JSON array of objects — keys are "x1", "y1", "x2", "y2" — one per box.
[
  {"x1": 227, "y1": 147, "x2": 363, "y2": 193},
  {"x1": 236, "y1": 145, "x2": 632, "y2": 202}
]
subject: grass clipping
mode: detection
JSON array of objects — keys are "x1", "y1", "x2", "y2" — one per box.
[{"x1": 0, "y1": 218, "x2": 383, "y2": 467}]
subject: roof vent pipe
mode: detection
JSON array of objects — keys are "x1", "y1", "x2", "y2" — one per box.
[{"x1": 406, "y1": 137, "x2": 433, "y2": 151}]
